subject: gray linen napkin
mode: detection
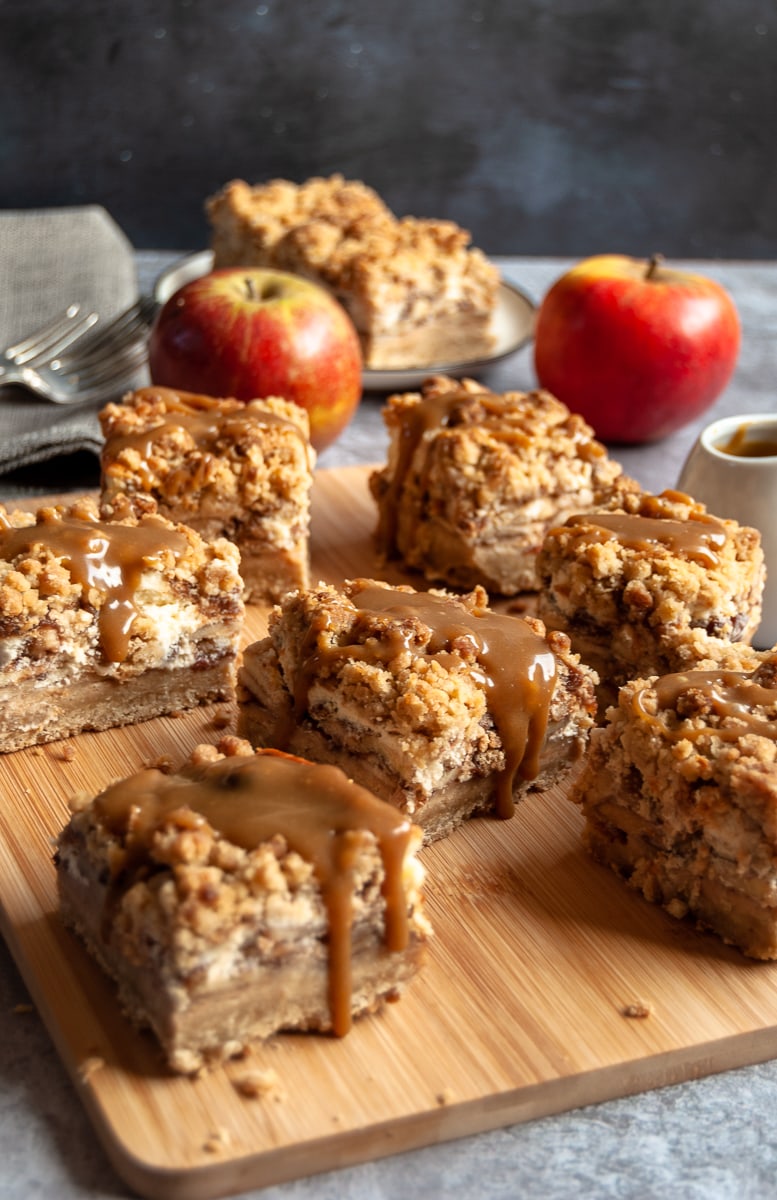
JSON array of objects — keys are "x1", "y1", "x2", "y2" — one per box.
[{"x1": 0, "y1": 206, "x2": 139, "y2": 495}]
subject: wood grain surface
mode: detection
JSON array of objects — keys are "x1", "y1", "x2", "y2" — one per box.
[{"x1": 2, "y1": 464, "x2": 777, "y2": 1200}]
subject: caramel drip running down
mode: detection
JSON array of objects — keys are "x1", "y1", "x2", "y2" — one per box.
[
  {"x1": 633, "y1": 669, "x2": 777, "y2": 742},
  {"x1": 563, "y1": 507, "x2": 727, "y2": 568},
  {"x1": 94, "y1": 752, "x2": 415, "y2": 1037},
  {"x1": 108, "y1": 399, "x2": 303, "y2": 497},
  {"x1": 0, "y1": 511, "x2": 187, "y2": 662},
  {"x1": 293, "y1": 585, "x2": 558, "y2": 818}
]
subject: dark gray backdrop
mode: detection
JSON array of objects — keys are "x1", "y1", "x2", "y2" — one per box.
[{"x1": 1, "y1": 0, "x2": 774, "y2": 257}]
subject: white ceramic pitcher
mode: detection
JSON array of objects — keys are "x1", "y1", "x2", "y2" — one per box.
[{"x1": 677, "y1": 412, "x2": 777, "y2": 650}]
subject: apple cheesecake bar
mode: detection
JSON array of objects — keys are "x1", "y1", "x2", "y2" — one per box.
[
  {"x1": 206, "y1": 174, "x2": 500, "y2": 370},
  {"x1": 55, "y1": 737, "x2": 431, "y2": 1073},
  {"x1": 0, "y1": 496, "x2": 243, "y2": 752},
  {"x1": 570, "y1": 649, "x2": 777, "y2": 958},
  {"x1": 99, "y1": 386, "x2": 315, "y2": 605},
  {"x1": 237, "y1": 578, "x2": 598, "y2": 842},
  {"x1": 369, "y1": 374, "x2": 634, "y2": 595},
  {"x1": 536, "y1": 487, "x2": 765, "y2": 711}
]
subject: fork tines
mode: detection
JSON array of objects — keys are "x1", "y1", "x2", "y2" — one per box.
[
  {"x1": 55, "y1": 297, "x2": 157, "y2": 370},
  {"x1": 3, "y1": 305, "x2": 100, "y2": 366}
]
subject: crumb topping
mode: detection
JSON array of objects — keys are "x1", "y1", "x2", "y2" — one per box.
[
  {"x1": 100, "y1": 386, "x2": 314, "y2": 525},
  {"x1": 538, "y1": 487, "x2": 764, "y2": 642},
  {"x1": 206, "y1": 175, "x2": 500, "y2": 335},
  {"x1": 370, "y1": 375, "x2": 632, "y2": 593}
]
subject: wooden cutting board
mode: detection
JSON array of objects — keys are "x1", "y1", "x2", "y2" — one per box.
[{"x1": 2, "y1": 464, "x2": 777, "y2": 1200}]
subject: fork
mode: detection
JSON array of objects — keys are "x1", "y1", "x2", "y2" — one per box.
[
  {"x1": 0, "y1": 296, "x2": 157, "y2": 405},
  {"x1": 1, "y1": 304, "x2": 99, "y2": 377}
]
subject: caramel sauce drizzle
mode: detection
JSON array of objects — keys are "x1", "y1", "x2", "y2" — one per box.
[
  {"x1": 108, "y1": 394, "x2": 303, "y2": 496},
  {"x1": 563, "y1": 500, "x2": 727, "y2": 568},
  {"x1": 0, "y1": 510, "x2": 187, "y2": 662},
  {"x1": 633, "y1": 669, "x2": 777, "y2": 743},
  {"x1": 94, "y1": 751, "x2": 415, "y2": 1036},
  {"x1": 289, "y1": 584, "x2": 558, "y2": 818}
]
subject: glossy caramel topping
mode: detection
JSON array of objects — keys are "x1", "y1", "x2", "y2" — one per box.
[
  {"x1": 95, "y1": 750, "x2": 415, "y2": 1036},
  {"x1": 107, "y1": 396, "x2": 302, "y2": 496},
  {"x1": 293, "y1": 584, "x2": 558, "y2": 818},
  {"x1": 0, "y1": 510, "x2": 187, "y2": 662},
  {"x1": 633, "y1": 669, "x2": 777, "y2": 742},
  {"x1": 718, "y1": 424, "x2": 777, "y2": 458},
  {"x1": 563, "y1": 503, "x2": 727, "y2": 568}
]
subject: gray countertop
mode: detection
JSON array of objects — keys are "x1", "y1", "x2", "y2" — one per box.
[{"x1": 1, "y1": 254, "x2": 777, "y2": 1199}]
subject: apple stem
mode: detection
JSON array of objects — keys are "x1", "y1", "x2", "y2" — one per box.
[
  {"x1": 646, "y1": 254, "x2": 665, "y2": 280},
  {"x1": 244, "y1": 275, "x2": 281, "y2": 303}
]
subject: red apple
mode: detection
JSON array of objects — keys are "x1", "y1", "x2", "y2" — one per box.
[
  {"x1": 148, "y1": 267, "x2": 363, "y2": 451},
  {"x1": 533, "y1": 254, "x2": 741, "y2": 443}
]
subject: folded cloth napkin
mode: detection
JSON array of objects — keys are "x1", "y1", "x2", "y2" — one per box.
[{"x1": 0, "y1": 206, "x2": 139, "y2": 497}]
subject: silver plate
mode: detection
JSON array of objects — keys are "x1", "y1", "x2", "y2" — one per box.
[{"x1": 153, "y1": 252, "x2": 537, "y2": 392}]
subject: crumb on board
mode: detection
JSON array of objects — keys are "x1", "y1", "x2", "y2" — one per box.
[
  {"x1": 436, "y1": 1088, "x2": 455, "y2": 1106},
  {"x1": 231, "y1": 1067, "x2": 285, "y2": 1101},
  {"x1": 203, "y1": 1126, "x2": 232, "y2": 1154},
  {"x1": 144, "y1": 754, "x2": 174, "y2": 773},
  {"x1": 78, "y1": 1055, "x2": 106, "y2": 1082},
  {"x1": 621, "y1": 1000, "x2": 652, "y2": 1019},
  {"x1": 211, "y1": 709, "x2": 233, "y2": 730}
]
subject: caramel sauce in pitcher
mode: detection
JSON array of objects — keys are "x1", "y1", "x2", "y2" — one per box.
[
  {"x1": 717, "y1": 424, "x2": 777, "y2": 458},
  {"x1": 94, "y1": 750, "x2": 415, "y2": 1036},
  {"x1": 0, "y1": 509, "x2": 187, "y2": 662},
  {"x1": 288, "y1": 583, "x2": 558, "y2": 818}
]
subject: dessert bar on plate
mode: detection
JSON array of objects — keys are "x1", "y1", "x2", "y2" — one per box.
[
  {"x1": 100, "y1": 386, "x2": 315, "y2": 605},
  {"x1": 55, "y1": 737, "x2": 431, "y2": 1073},
  {"x1": 570, "y1": 649, "x2": 777, "y2": 958},
  {"x1": 370, "y1": 374, "x2": 633, "y2": 595},
  {"x1": 206, "y1": 174, "x2": 501, "y2": 370},
  {"x1": 0, "y1": 496, "x2": 243, "y2": 752},
  {"x1": 237, "y1": 577, "x2": 598, "y2": 842},
  {"x1": 536, "y1": 487, "x2": 765, "y2": 711}
]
